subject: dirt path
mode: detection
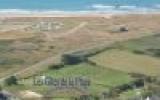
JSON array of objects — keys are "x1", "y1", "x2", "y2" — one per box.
[
  {"x1": 42, "y1": 22, "x2": 88, "y2": 41},
  {"x1": 54, "y1": 22, "x2": 88, "y2": 38},
  {"x1": 0, "y1": 54, "x2": 61, "y2": 82},
  {"x1": 0, "y1": 22, "x2": 88, "y2": 82},
  {"x1": 0, "y1": 32, "x2": 158, "y2": 83},
  {"x1": 43, "y1": 32, "x2": 53, "y2": 41}
]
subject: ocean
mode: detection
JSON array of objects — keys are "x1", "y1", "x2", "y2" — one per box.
[{"x1": 0, "y1": 0, "x2": 160, "y2": 13}]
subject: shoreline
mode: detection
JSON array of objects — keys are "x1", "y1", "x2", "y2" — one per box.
[{"x1": 1, "y1": 11, "x2": 160, "y2": 18}]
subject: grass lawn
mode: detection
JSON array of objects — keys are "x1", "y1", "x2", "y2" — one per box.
[
  {"x1": 44, "y1": 63, "x2": 133, "y2": 94},
  {"x1": 52, "y1": 98, "x2": 71, "y2": 100},
  {"x1": 89, "y1": 49, "x2": 160, "y2": 76},
  {"x1": 4, "y1": 63, "x2": 132, "y2": 99},
  {"x1": 118, "y1": 89, "x2": 144, "y2": 100},
  {"x1": 119, "y1": 34, "x2": 160, "y2": 55}
]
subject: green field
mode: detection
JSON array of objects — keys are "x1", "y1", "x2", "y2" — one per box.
[
  {"x1": 89, "y1": 49, "x2": 160, "y2": 76},
  {"x1": 118, "y1": 89, "x2": 144, "y2": 100},
  {"x1": 44, "y1": 63, "x2": 133, "y2": 94},
  {"x1": 1, "y1": 16, "x2": 160, "y2": 100},
  {"x1": 4, "y1": 34, "x2": 160, "y2": 99},
  {"x1": 119, "y1": 34, "x2": 160, "y2": 57},
  {"x1": 89, "y1": 34, "x2": 160, "y2": 76},
  {"x1": 6, "y1": 63, "x2": 133, "y2": 99}
]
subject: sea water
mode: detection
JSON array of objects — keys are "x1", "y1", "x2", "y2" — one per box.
[{"x1": 0, "y1": 0, "x2": 160, "y2": 13}]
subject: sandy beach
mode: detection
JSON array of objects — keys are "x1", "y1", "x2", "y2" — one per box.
[
  {"x1": 0, "y1": 10, "x2": 160, "y2": 19},
  {"x1": 0, "y1": 12, "x2": 115, "y2": 18}
]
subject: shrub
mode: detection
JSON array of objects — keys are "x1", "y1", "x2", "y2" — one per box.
[
  {"x1": 119, "y1": 26, "x2": 128, "y2": 32},
  {"x1": 48, "y1": 63, "x2": 64, "y2": 70},
  {"x1": 142, "y1": 89, "x2": 153, "y2": 98},
  {"x1": 116, "y1": 84, "x2": 133, "y2": 92},
  {"x1": 4, "y1": 76, "x2": 18, "y2": 86},
  {"x1": 134, "y1": 79, "x2": 144, "y2": 88},
  {"x1": 147, "y1": 48, "x2": 160, "y2": 57},
  {"x1": 132, "y1": 50, "x2": 145, "y2": 55},
  {"x1": 62, "y1": 54, "x2": 86, "y2": 65},
  {"x1": 109, "y1": 88, "x2": 120, "y2": 97},
  {"x1": 129, "y1": 73, "x2": 146, "y2": 80}
]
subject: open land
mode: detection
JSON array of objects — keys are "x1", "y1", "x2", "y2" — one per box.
[{"x1": 0, "y1": 14, "x2": 160, "y2": 100}]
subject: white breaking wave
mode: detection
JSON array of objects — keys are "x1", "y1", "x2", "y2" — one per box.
[
  {"x1": 91, "y1": 4, "x2": 160, "y2": 13},
  {"x1": 118, "y1": 6, "x2": 137, "y2": 10},
  {"x1": 91, "y1": 4, "x2": 137, "y2": 10},
  {"x1": 0, "y1": 9, "x2": 32, "y2": 13},
  {"x1": 0, "y1": 6, "x2": 160, "y2": 15},
  {"x1": 0, "y1": 9, "x2": 72, "y2": 14},
  {"x1": 0, "y1": 9, "x2": 109, "y2": 16},
  {"x1": 91, "y1": 4, "x2": 114, "y2": 9}
]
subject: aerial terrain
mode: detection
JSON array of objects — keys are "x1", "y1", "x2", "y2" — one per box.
[{"x1": 0, "y1": 14, "x2": 160, "y2": 100}]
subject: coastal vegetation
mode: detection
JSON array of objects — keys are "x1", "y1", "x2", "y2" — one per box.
[{"x1": 1, "y1": 15, "x2": 160, "y2": 99}]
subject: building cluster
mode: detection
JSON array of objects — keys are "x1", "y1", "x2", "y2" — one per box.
[{"x1": 25, "y1": 21, "x2": 64, "y2": 32}]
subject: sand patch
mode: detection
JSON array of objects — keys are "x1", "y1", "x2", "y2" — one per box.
[{"x1": 19, "y1": 90, "x2": 42, "y2": 99}]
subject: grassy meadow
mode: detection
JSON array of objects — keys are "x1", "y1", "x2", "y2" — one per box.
[
  {"x1": 1, "y1": 16, "x2": 160, "y2": 100},
  {"x1": 89, "y1": 34, "x2": 160, "y2": 76},
  {"x1": 3, "y1": 63, "x2": 133, "y2": 99},
  {"x1": 6, "y1": 33, "x2": 160, "y2": 99},
  {"x1": 44, "y1": 63, "x2": 133, "y2": 94},
  {"x1": 89, "y1": 49, "x2": 160, "y2": 76}
]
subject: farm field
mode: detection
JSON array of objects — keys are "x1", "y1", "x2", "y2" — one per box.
[
  {"x1": 89, "y1": 34, "x2": 160, "y2": 76},
  {"x1": 1, "y1": 15, "x2": 160, "y2": 100},
  {"x1": 45, "y1": 63, "x2": 133, "y2": 93},
  {"x1": 119, "y1": 34, "x2": 160, "y2": 57},
  {"x1": 89, "y1": 49, "x2": 160, "y2": 76},
  {"x1": 0, "y1": 15, "x2": 160, "y2": 78},
  {"x1": 0, "y1": 18, "x2": 83, "y2": 78},
  {"x1": 4, "y1": 63, "x2": 133, "y2": 99}
]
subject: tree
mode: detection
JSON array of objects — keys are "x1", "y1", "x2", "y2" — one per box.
[
  {"x1": 4, "y1": 76, "x2": 18, "y2": 86},
  {"x1": 62, "y1": 54, "x2": 85, "y2": 65}
]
